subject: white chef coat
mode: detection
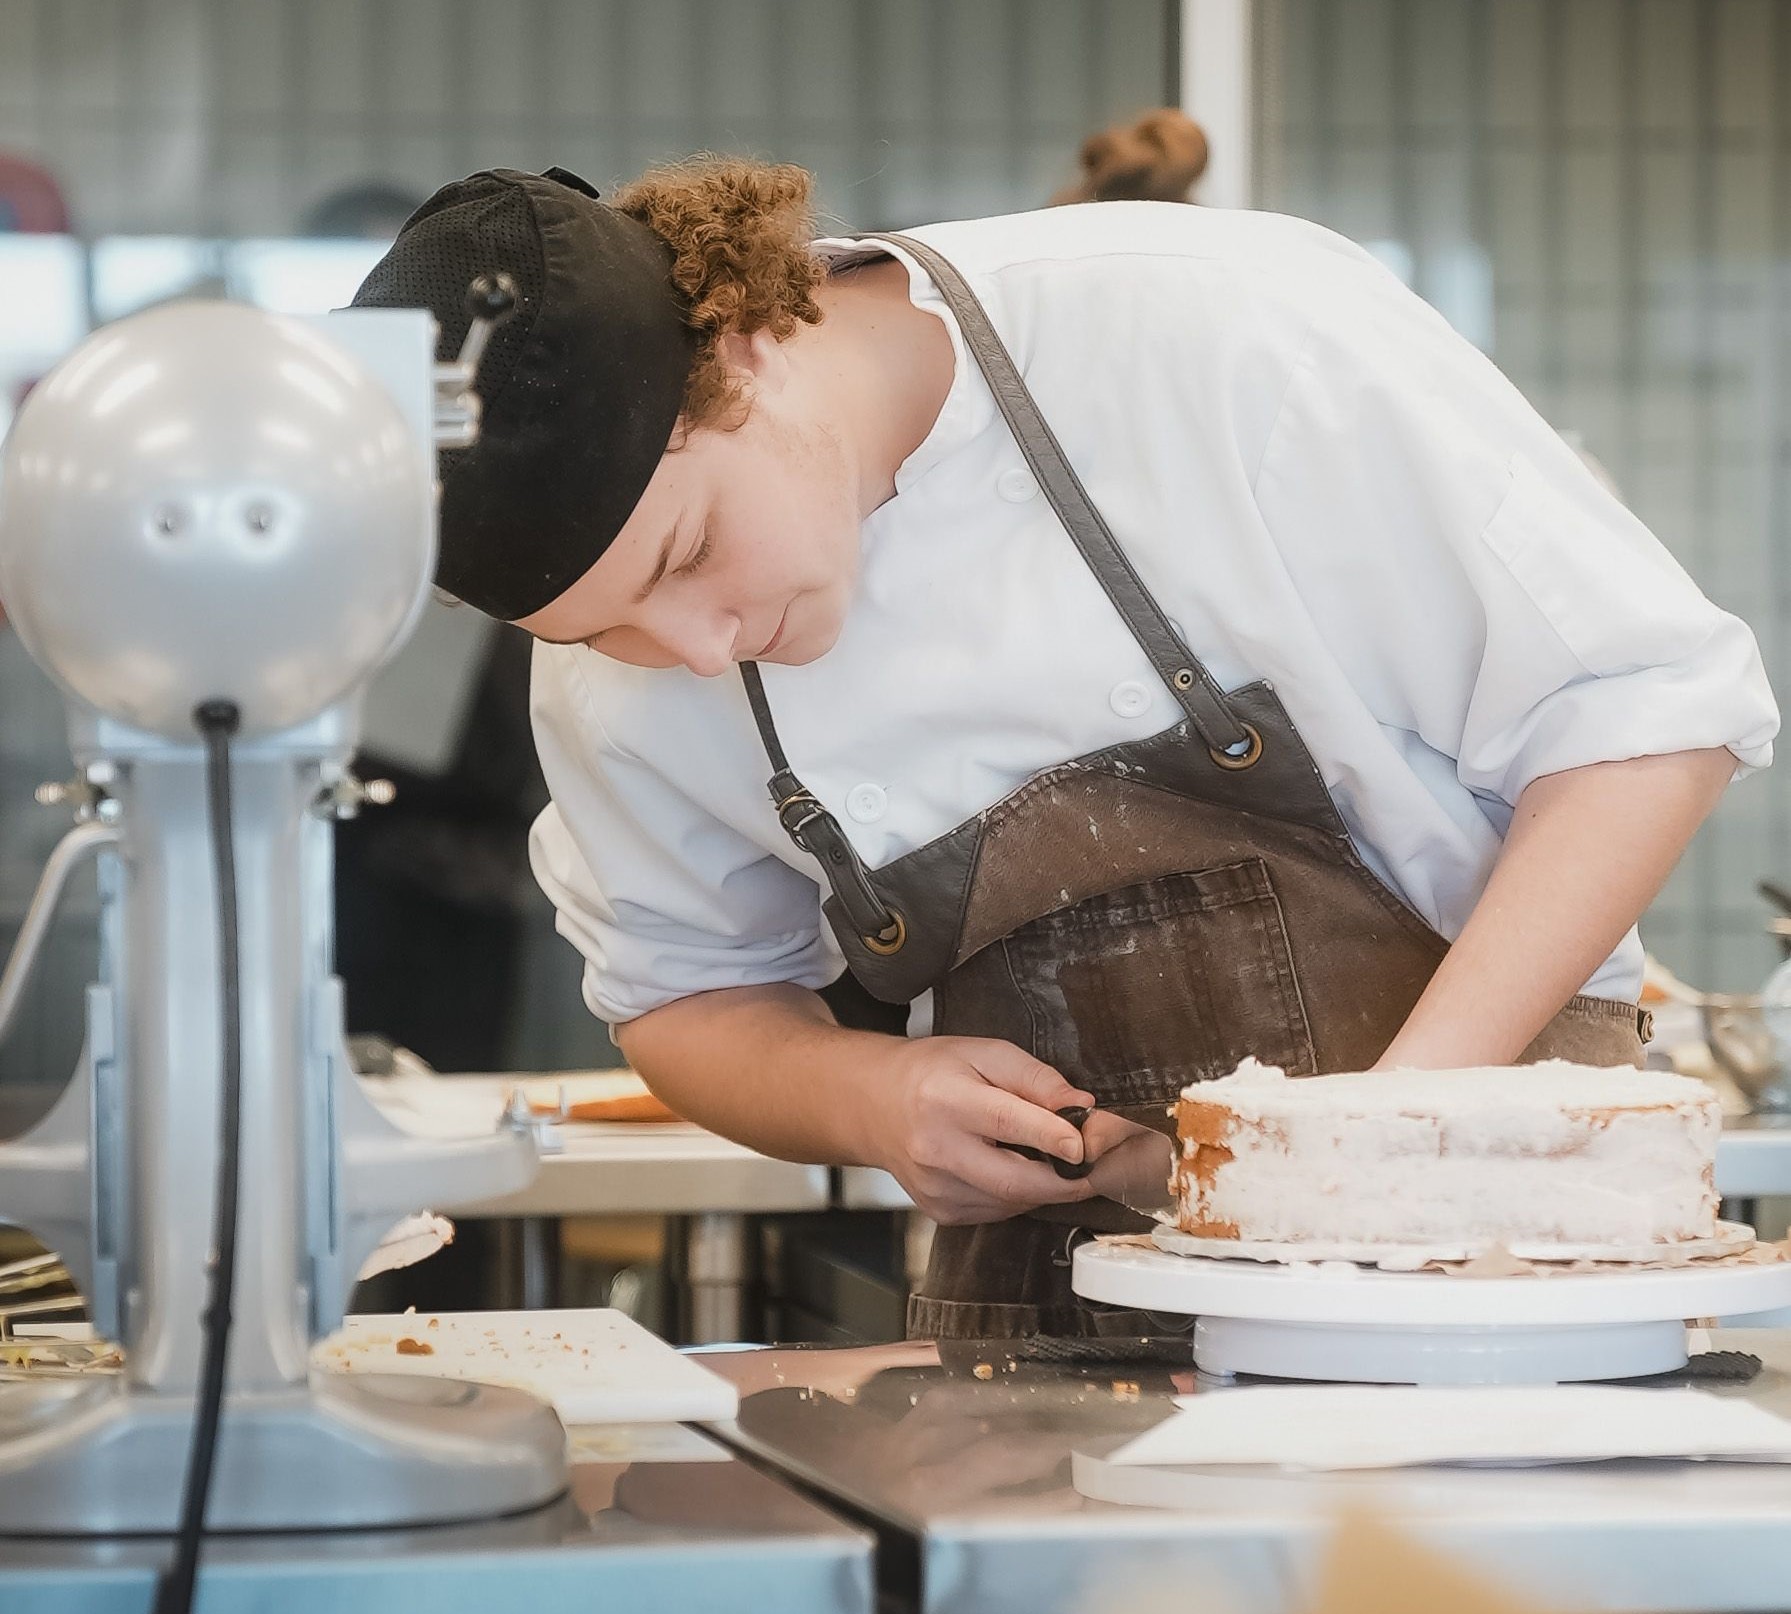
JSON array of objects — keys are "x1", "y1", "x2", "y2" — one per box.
[{"x1": 528, "y1": 202, "x2": 1779, "y2": 1028}]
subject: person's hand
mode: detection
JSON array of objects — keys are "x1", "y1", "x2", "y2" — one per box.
[{"x1": 863, "y1": 1036, "x2": 1100, "y2": 1225}]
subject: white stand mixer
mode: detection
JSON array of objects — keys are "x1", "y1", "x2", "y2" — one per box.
[{"x1": 0, "y1": 283, "x2": 568, "y2": 1532}]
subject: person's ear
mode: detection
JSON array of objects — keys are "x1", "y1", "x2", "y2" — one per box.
[{"x1": 715, "y1": 328, "x2": 792, "y2": 399}]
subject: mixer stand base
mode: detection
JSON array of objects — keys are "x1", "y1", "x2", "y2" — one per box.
[{"x1": 0, "y1": 1371, "x2": 567, "y2": 1535}]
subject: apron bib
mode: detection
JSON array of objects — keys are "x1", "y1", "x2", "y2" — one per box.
[{"x1": 741, "y1": 232, "x2": 1646, "y2": 1341}]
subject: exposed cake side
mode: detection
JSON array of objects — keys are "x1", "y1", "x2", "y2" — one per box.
[{"x1": 1173, "y1": 1059, "x2": 1721, "y2": 1248}]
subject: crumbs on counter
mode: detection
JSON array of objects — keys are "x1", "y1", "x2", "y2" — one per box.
[
  {"x1": 1111, "y1": 1381, "x2": 1141, "y2": 1402},
  {"x1": 972, "y1": 1362, "x2": 994, "y2": 1380}
]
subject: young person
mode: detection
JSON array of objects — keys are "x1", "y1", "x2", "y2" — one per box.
[{"x1": 354, "y1": 161, "x2": 1776, "y2": 1337}]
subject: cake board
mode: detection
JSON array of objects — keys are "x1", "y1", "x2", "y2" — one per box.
[
  {"x1": 1072, "y1": 1238, "x2": 1791, "y2": 1384},
  {"x1": 1148, "y1": 1220, "x2": 1757, "y2": 1269}
]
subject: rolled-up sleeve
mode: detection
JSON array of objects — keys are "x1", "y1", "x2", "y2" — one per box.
[
  {"x1": 1252, "y1": 268, "x2": 1778, "y2": 806},
  {"x1": 528, "y1": 644, "x2": 833, "y2": 1026}
]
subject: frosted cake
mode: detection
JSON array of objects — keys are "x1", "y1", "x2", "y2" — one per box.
[{"x1": 1173, "y1": 1059, "x2": 1721, "y2": 1249}]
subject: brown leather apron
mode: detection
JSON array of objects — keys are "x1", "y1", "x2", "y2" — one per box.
[{"x1": 741, "y1": 232, "x2": 1647, "y2": 1341}]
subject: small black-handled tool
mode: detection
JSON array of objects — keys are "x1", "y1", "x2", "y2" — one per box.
[{"x1": 997, "y1": 1104, "x2": 1096, "y2": 1180}]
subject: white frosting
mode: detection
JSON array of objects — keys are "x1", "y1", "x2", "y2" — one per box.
[
  {"x1": 1178, "y1": 1059, "x2": 1721, "y2": 1247},
  {"x1": 1187, "y1": 1057, "x2": 1715, "y2": 1117}
]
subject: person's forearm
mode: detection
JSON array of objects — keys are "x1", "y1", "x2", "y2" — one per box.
[
  {"x1": 616, "y1": 982, "x2": 899, "y2": 1166},
  {"x1": 1376, "y1": 747, "x2": 1736, "y2": 1069}
]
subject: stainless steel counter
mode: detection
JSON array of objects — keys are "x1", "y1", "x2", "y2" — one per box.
[
  {"x1": 701, "y1": 1331, "x2": 1791, "y2": 1614},
  {"x1": 2, "y1": 1421, "x2": 872, "y2": 1613}
]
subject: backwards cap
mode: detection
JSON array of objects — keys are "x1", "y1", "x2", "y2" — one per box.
[{"x1": 352, "y1": 167, "x2": 697, "y2": 621}]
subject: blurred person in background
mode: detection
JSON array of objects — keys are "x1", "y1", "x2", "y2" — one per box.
[
  {"x1": 1050, "y1": 107, "x2": 1208, "y2": 205},
  {"x1": 304, "y1": 180, "x2": 428, "y2": 242}
]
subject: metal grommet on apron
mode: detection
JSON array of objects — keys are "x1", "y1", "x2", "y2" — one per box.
[
  {"x1": 1208, "y1": 721, "x2": 1264, "y2": 771},
  {"x1": 743, "y1": 231, "x2": 1649, "y2": 1342},
  {"x1": 862, "y1": 911, "x2": 907, "y2": 956}
]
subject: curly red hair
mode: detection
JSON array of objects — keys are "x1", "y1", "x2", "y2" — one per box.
[{"x1": 614, "y1": 156, "x2": 827, "y2": 432}]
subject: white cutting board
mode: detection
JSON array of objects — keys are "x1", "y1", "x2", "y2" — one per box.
[{"x1": 314, "y1": 1309, "x2": 739, "y2": 1425}]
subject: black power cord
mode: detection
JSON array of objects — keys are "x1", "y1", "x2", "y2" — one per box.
[{"x1": 153, "y1": 699, "x2": 245, "y2": 1614}]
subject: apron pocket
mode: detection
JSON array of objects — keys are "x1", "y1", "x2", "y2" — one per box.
[{"x1": 999, "y1": 858, "x2": 1318, "y2": 1108}]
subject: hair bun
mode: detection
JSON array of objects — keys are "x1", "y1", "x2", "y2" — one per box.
[{"x1": 1054, "y1": 108, "x2": 1210, "y2": 205}]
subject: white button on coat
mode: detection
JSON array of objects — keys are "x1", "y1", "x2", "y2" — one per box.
[
  {"x1": 845, "y1": 783, "x2": 888, "y2": 823},
  {"x1": 998, "y1": 468, "x2": 1039, "y2": 502},
  {"x1": 1109, "y1": 681, "x2": 1152, "y2": 718}
]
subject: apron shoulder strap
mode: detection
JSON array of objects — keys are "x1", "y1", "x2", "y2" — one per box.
[
  {"x1": 736, "y1": 229, "x2": 1270, "y2": 954},
  {"x1": 739, "y1": 661, "x2": 904, "y2": 951},
  {"x1": 863, "y1": 230, "x2": 1254, "y2": 761}
]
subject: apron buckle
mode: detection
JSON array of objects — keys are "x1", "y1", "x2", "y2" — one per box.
[{"x1": 774, "y1": 790, "x2": 828, "y2": 848}]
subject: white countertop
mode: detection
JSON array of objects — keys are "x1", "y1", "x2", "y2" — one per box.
[{"x1": 368, "y1": 1070, "x2": 830, "y2": 1219}]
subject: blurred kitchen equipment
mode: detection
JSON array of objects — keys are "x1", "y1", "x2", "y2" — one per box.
[
  {"x1": 1646, "y1": 950, "x2": 1791, "y2": 1115},
  {"x1": 1701, "y1": 994, "x2": 1789, "y2": 1113},
  {"x1": 1758, "y1": 881, "x2": 1791, "y2": 960},
  {"x1": 0, "y1": 276, "x2": 569, "y2": 1536}
]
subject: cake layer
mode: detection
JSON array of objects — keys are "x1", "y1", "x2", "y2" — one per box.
[{"x1": 1174, "y1": 1058, "x2": 1721, "y2": 1248}]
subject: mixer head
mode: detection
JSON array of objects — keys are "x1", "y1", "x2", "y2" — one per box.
[{"x1": 0, "y1": 300, "x2": 434, "y2": 739}]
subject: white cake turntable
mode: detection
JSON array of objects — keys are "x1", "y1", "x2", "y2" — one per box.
[{"x1": 1073, "y1": 1225, "x2": 1791, "y2": 1385}]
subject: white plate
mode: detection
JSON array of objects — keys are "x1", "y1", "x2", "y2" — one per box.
[{"x1": 1149, "y1": 1219, "x2": 1757, "y2": 1271}]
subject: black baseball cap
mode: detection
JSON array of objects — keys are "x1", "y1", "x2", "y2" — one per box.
[{"x1": 352, "y1": 167, "x2": 698, "y2": 621}]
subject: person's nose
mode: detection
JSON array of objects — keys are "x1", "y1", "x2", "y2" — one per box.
[{"x1": 640, "y1": 602, "x2": 738, "y2": 678}]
